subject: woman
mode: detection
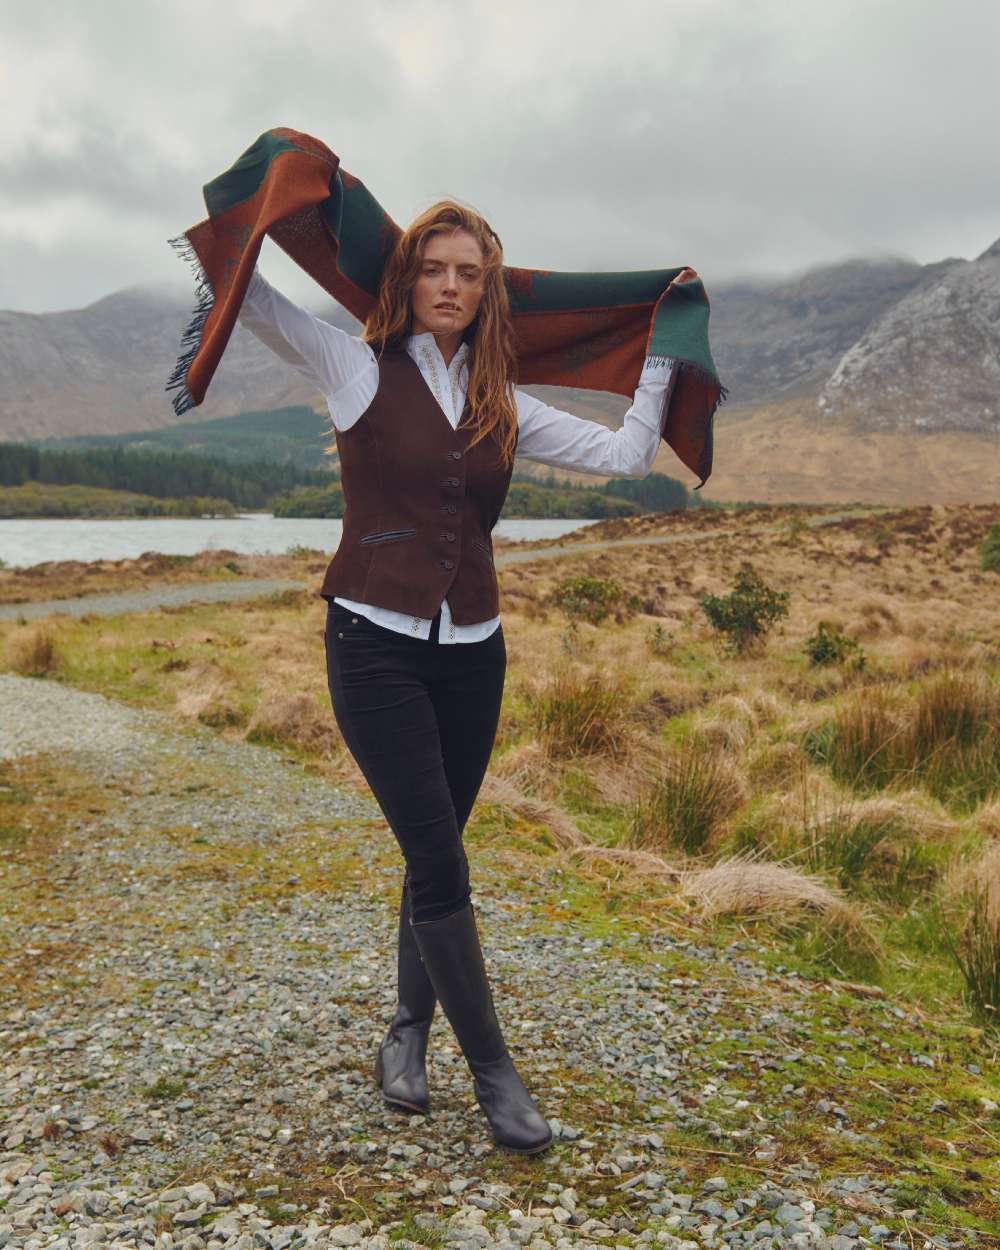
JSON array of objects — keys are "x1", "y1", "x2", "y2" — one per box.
[{"x1": 239, "y1": 201, "x2": 690, "y2": 1155}]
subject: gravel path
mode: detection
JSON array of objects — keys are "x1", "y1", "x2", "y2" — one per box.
[
  {"x1": 0, "y1": 509, "x2": 882, "y2": 621},
  {"x1": 0, "y1": 675, "x2": 984, "y2": 1250}
]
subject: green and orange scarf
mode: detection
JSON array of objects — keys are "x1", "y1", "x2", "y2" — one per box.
[{"x1": 166, "y1": 128, "x2": 726, "y2": 486}]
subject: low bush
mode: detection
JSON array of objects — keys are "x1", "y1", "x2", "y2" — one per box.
[
  {"x1": 980, "y1": 522, "x2": 1000, "y2": 573},
  {"x1": 804, "y1": 620, "x2": 866, "y2": 670},
  {"x1": 698, "y1": 562, "x2": 790, "y2": 655},
  {"x1": 551, "y1": 573, "x2": 642, "y2": 625}
]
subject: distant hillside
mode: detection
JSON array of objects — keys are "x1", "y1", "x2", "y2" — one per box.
[{"x1": 2, "y1": 234, "x2": 998, "y2": 503}]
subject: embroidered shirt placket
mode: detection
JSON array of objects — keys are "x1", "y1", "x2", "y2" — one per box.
[{"x1": 418, "y1": 342, "x2": 467, "y2": 645}]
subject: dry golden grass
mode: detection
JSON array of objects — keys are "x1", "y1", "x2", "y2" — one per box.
[
  {"x1": 246, "y1": 688, "x2": 342, "y2": 755},
  {"x1": 0, "y1": 547, "x2": 330, "y2": 606},
  {"x1": 944, "y1": 841, "x2": 1000, "y2": 934},
  {"x1": 700, "y1": 400, "x2": 1000, "y2": 505},
  {"x1": 838, "y1": 790, "x2": 959, "y2": 843},
  {"x1": 972, "y1": 800, "x2": 1000, "y2": 839},
  {"x1": 523, "y1": 655, "x2": 638, "y2": 761},
  {"x1": 678, "y1": 854, "x2": 862, "y2": 931},
  {"x1": 4, "y1": 623, "x2": 62, "y2": 675},
  {"x1": 478, "y1": 771, "x2": 589, "y2": 851},
  {"x1": 746, "y1": 739, "x2": 811, "y2": 788},
  {"x1": 6, "y1": 501, "x2": 1000, "y2": 966}
]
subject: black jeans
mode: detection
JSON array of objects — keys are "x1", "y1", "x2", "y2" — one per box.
[{"x1": 324, "y1": 600, "x2": 507, "y2": 923}]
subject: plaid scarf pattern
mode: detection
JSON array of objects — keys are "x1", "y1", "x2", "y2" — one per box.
[{"x1": 166, "y1": 128, "x2": 726, "y2": 486}]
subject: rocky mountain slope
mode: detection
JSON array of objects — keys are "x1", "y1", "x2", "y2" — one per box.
[{"x1": 817, "y1": 237, "x2": 1000, "y2": 431}]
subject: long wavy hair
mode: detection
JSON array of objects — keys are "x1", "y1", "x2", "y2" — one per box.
[{"x1": 362, "y1": 201, "x2": 519, "y2": 469}]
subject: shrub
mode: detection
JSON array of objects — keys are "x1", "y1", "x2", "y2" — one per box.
[
  {"x1": 981, "y1": 523, "x2": 1000, "y2": 573},
  {"x1": 804, "y1": 621, "x2": 866, "y2": 670},
  {"x1": 551, "y1": 573, "x2": 642, "y2": 625},
  {"x1": 647, "y1": 623, "x2": 676, "y2": 656},
  {"x1": 698, "y1": 562, "x2": 790, "y2": 655},
  {"x1": 782, "y1": 514, "x2": 809, "y2": 543}
]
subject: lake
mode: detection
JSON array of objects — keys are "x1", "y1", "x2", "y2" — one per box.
[{"x1": 0, "y1": 514, "x2": 600, "y2": 569}]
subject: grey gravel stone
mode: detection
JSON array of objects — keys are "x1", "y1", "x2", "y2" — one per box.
[{"x1": 0, "y1": 673, "x2": 983, "y2": 1250}]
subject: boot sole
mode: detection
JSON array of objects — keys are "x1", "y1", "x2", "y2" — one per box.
[{"x1": 494, "y1": 1132, "x2": 554, "y2": 1154}]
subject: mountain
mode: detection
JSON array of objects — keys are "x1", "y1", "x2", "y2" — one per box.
[
  {"x1": 708, "y1": 255, "x2": 934, "y2": 403},
  {"x1": 0, "y1": 283, "x2": 360, "y2": 443},
  {"x1": 816, "y1": 237, "x2": 1000, "y2": 431}
]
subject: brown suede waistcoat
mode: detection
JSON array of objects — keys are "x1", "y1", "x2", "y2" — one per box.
[{"x1": 319, "y1": 347, "x2": 517, "y2": 624}]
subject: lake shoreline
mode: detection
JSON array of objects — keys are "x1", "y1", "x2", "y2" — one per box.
[{"x1": 0, "y1": 514, "x2": 598, "y2": 573}]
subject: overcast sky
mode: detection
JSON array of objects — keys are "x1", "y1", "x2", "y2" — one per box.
[{"x1": 2, "y1": 0, "x2": 998, "y2": 315}]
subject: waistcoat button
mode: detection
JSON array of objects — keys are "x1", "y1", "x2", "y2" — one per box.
[
  {"x1": 441, "y1": 559, "x2": 454, "y2": 569},
  {"x1": 448, "y1": 476, "x2": 460, "y2": 486},
  {"x1": 444, "y1": 531, "x2": 455, "y2": 541},
  {"x1": 450, "y1": 450, "x2": 462, "y2": 460},
  {"x1": 447, "y1": 504, "x2": 457, "y2": 513}
]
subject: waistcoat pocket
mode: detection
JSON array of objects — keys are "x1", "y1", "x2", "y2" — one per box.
[{"x1": 358, "y1": 527, "x2": 418, "y2": 546}]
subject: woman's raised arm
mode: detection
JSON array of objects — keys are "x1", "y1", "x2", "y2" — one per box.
[
  {"x1": 513, "y1": 358, "x2": 678, "y2": 479},
  {"x1": 238, "y1": 267, "x2": 378, "y2": 428}
]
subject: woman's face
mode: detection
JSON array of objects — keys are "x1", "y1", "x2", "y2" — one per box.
[{"x1": 410, "y1": 229, "x2": 486, "y2": 338}]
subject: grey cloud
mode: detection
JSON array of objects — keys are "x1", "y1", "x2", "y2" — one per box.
[{"x1": 0, "y1": 0, "x2": 997, "y2": 312}]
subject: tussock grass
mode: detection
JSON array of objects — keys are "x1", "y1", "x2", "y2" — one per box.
[
  {"x1": 526, "y1": 658, "x2": 634, "y2": 760},
  {"x1": 943, "y1": 885, "x2": 1000, "y2": 1027},
  {"x1": 746, "y1": 739, "x2": 810, "y2": 788},
  {"x1": 678, "y1": 854, "x2": 861, "y2": 930},
  {"x1": 729, "y1": 778, "x2": 959, "y2": 906},
  {"x1": 821, "y1": 670, "x2": 1000, "y2": 811},
  {"x1": 971, "y1": 799, "x2": 1000, "y2": 839},
  {"x1": 246, "y1": 689, "x2": 341, "y2": 755},
  {"x1": 5, "y1": 623, "x2": 62, "y2": 676},
  {"x1": 480, "y1": 768, "x2": 588, "y2": 851},
  {"x1": 627, "y1": 745, "x2": 748, "y2": 854}
]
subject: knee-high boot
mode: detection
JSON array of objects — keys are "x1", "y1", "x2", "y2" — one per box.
[
  {"x1": 409, "y1": 900, "x2": 552, "y2": 1154},
  {"x1": 374, "y1": 873, "x2": 436, "y2": 1113}
]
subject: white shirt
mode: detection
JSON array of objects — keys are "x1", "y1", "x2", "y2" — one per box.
[{"x1": 238, "y1": 268, "x2": 676, "y2": 644}]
